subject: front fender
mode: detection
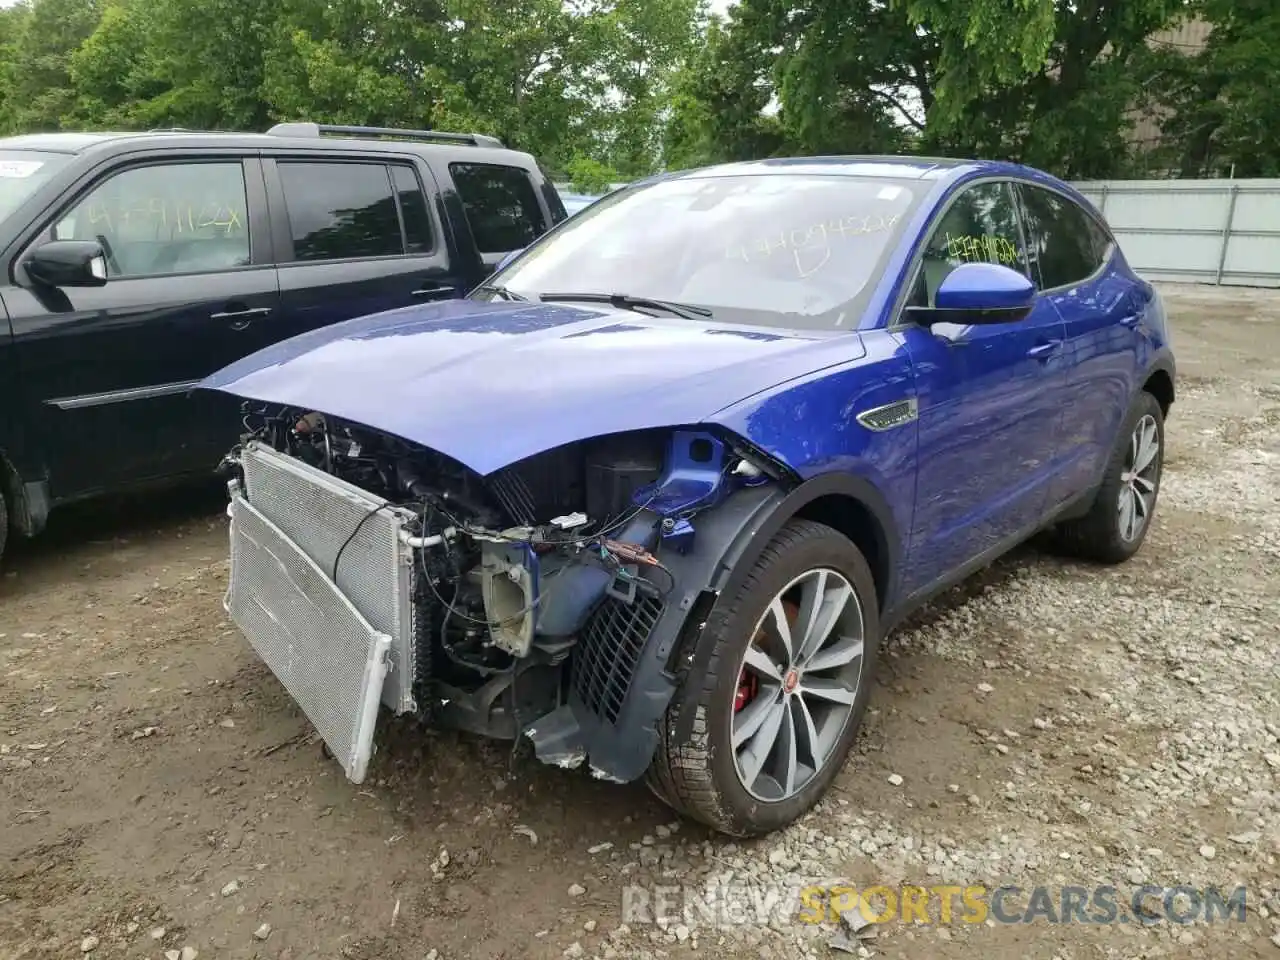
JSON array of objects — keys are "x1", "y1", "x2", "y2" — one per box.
[{"x1": 524, "y1": 468, "x2": 903, "y2": 781}]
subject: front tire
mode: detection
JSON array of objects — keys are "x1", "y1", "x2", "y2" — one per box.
[
  {"x1": 646, "y1": 519, "x2": 879, "y2": 837},
  {"x1": 1056, "y1": 390, "x2": 1165, "y2": 564}
]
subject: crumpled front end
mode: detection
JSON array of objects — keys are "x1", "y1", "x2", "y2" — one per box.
[{"x1": 219, "y1": 404, "x2": 792, "y2": 784}]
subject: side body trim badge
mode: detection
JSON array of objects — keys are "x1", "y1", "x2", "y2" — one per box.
[{"x1": 855, "y1": 397, "x2": 919, "y2": 432}]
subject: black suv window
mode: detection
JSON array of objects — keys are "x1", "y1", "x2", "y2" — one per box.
[
  {"x1": 910, "y1": 181, "x2": 1029, "y2": 307},
  {"x1": 449, "y1": 162, "x2": 545, "y2": 253},
  {"x1": 1017, "y1": 184, "x2": 1109, "y2": 290},
  {"x1": 54, "y1": 161, "x2": 250, "y2": 277},
  {"x1": 279, "y1": 161, "x2": 434, "y2": 262},
  {"x1": 391, "y1": 165, "x2": 433, "y2": 254}
]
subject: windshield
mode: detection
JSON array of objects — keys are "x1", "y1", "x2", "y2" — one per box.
[
  {"x1": 0, "y1": 151, "x2": 72, "y2": 223},
  {"x1": 485, "y1": 173, "x2": 922, "y2": 330}
]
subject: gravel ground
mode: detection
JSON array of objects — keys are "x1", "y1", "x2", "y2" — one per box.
[{"x1": 2, "y1": 283, "x2": 1278, "y2": 960}]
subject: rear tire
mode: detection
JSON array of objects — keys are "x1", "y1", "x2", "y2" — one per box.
[
  {"x1": 646, "y1": 519, "x2": 880, "y2": 837},
  {"x1": 1056, "y1": 390, "x2": 1165, "y2": 564}
]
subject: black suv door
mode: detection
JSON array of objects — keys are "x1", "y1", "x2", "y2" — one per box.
[
  {"x1": 4, "y1": 154, "x2": 277, "y2": 499},
  {"x1": 263, "y1": 156, "x2": 466, "y2": 343}
]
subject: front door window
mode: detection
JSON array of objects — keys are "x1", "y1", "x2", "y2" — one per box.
[{"x1": 54, "y1": 162, "x2": 251, "y2": 277}]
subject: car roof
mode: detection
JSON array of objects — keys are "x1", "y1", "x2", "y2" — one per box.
[
  {"x1": 0, "y1": 125, "x2": 536, "y2": 165},
  {"x1": 0, "y1": 132, "x2": 133, "y2": 153},
  {"x1": 637, "y1": 154, "x2": 1066, "y2": 190}
]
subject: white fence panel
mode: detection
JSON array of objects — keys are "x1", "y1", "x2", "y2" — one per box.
[{"x1": 1071, "y1": 179, "x2": 1280, "y2": 288}]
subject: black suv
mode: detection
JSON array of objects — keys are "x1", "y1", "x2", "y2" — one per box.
[{"x1": 0, "y1": 122, "x2": 566, "y2": 559}]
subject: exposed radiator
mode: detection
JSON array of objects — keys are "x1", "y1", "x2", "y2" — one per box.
[
  {"x1": 238, "y1": 440, "x2": 419, "y2": 716},
  {"x1": 227, "y1": 494, "x2": 391, "y2": 783}
]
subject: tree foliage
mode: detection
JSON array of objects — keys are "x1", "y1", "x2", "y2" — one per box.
[
  {"x1": 1143, "y1": 0, "x2": 1280, "y2": 177},
  {"x1": 0, "y1": 0, "x2": 1275, "y2": 183},
  {"x1": 0, "y1": 0, "x2": 702, "y2": 180}
]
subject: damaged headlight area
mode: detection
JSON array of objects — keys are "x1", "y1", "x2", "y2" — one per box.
[{"x1": 220, "y1": 404, "x2": 784, "y2": 784}]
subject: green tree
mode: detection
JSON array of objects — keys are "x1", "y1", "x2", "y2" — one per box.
[
  {"x1": 911, "y1": 0, "x2": 1186, "y2": 178},
  {"x1": 4, "y1": 0, "x2": 102, "y2": 133},
  {"x1": 591, "y1": 0, "x2": 704, "y2": 177},
  {"x1": 0, "y1": 3, "x2": 34, "y2": 134},
  {"x1": 564, "y1": 155, "x2": 620, "y2": 193},
  {"x1": 769, "y1": 0, "x2": 934, "y2": 155},
  {"x1": 1146, "y1": 0, "x2": 1280, "y2": 177},
  {"x1": 661, "y1": 9, "x2": 784, "y2": 169}
]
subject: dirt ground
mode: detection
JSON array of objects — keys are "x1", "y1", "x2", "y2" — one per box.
[{"x1": 2, "y1": 283, "x2": 1278, "y2": 960}]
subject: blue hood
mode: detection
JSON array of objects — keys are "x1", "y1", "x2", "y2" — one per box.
[{"x1": 200, "y1": 300, "x2": 865, "y2": 476}]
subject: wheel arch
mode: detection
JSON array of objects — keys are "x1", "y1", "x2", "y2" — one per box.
[
  {"x1": 709, "y1": 471, "x2": 900, "y2": 610},
  {"x1": 1143, "y1": 365, "x2": 1174, "y2": 417},
  {"x1": 0, "y1": 446, "x2": 48, "y2": 540},
  {"x1": 669, "y1": 470, "x2": 901, "y2": 744},
  {"x1": 1140, "y1": 349, "x2": 1176, "y2": 418}
]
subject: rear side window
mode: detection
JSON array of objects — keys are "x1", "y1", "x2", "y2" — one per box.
[
  {"x1": 449, "y1": 162, "x2": 545, "y2": 253},
  {"x1": 1017, "y1": 184, "x2": 1107, "y2": 289},
  {"x1": 391, "y1": 165, "x2": 433, "y2": 254},
  {"x1": 278, "y1": 161, "x2": 435, "y2": 262}
]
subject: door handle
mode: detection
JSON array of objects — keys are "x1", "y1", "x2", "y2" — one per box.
[
  {"x1": 212, "y1": 305, "x2": 272, "y2": 330},
  {"x1": 411, "y1": 283, "x2": 459, "y2": 299},
  {"x1": 1027, "y1": 339, "x2": 1062, "y2": 360}
]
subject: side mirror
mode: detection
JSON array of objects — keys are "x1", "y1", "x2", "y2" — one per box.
[
  {"x1": 907, "y1": 262, "x2": 1035, "y2": 326},
  {"x1": 495, "y1": 247, "x2": 524, "y2": 273},
  {"x1": 26, "y1": 240, "x2": 108, "y2": 288}
]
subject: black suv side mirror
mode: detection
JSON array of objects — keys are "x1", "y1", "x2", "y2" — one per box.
[{"x1": 26, "y1": 240, "x2": 109, "y2": 288}]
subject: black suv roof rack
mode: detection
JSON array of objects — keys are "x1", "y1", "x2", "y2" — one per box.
[{"x1": 266, "y1": 121, "x2": 504, "y2": 149}]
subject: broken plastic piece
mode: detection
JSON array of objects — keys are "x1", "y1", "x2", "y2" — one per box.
[
  {"x1": 525, "y1": 707, "x2": 588, "y2": 769},
  {"x1": 550, "y1": 512, "x2": 589, "y2": 530}
]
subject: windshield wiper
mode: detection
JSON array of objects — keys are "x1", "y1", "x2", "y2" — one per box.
[
  {"x1": 537, "y1": 292, "x2": 713, "y2": 321},
  {"x1": 476, "y1": 283, "x2": 531, "y2": 302}
]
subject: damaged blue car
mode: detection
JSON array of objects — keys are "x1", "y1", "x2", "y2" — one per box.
[{"x1": 202, "y1": 156, "x2": 1176, "y2": 837}]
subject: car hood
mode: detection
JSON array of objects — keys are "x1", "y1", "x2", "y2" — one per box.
[{"x1": 200, "y1": 299, "x2": 864, "y2": 476}]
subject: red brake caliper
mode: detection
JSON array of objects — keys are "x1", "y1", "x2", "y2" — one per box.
[
  {"x1": 736, "y1": 599, "x2": 799, "y2": 713},
  {"x1": 734, "y1": 669, "x2": 759, "y2": 713}
]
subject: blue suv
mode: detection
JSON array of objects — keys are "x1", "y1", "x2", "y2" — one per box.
[{"x1": 203, "y1": 156, "x2": 1175, "y2": 837}]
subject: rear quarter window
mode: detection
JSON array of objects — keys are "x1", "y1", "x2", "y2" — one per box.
[
  {"x1": 449, "y1": 162, "x2": 546, "y2": 253},
  {"x1": 1017, "y1": 184, "x2": 1107, "y2": 289}
]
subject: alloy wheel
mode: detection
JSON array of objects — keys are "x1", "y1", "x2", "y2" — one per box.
[
  {"x1": 1118, "y1": 413, "x2": 1160, "y2": 543},
  {"x1": 730, "y1": 568, "x2": 865, "y2": 802}
]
